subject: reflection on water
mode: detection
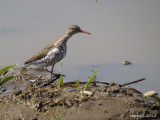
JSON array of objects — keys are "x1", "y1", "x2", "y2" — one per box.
[{"x1": 0, "y1": 0, "x2": 160, "y2": 94}]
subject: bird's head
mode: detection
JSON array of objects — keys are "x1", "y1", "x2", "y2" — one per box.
[{"x1": 68, "y1": 25, "x2": 91, "y2": 35}]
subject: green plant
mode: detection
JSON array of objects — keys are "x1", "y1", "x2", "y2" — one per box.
[
  {"x1": 58, "y1": 63, "x2": 63, "y2": 88},
  {"x1": 0, "y1": 65, "x2": 16, "y2": 93},
  {"x1": 72, "y1": 73, "x2": 81, "y2": 88},
  {"x1": 81, "y1": 71, "x2": 98, "y2": 97},
  {"x1": 75, "y1": 81, "x2": 80, "y2": 88},
  {"x1": 0, "y1": 65, "x2": 16, "y2": 86}
]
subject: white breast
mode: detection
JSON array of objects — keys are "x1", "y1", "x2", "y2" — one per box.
[
  {"x1": 36, "y1": 48, "x2": 60, "y2": 65},
  {"x1": 35, "y1": 47, "x2": 66, "y2": 67},
  {"x1": 47, "y1": 48, "x2": 60, "y2": 59}
]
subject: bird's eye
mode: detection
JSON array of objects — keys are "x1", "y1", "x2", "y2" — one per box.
[
  {"x1": 73, "y1": 28, "x2": 79, "y2": 30},
  {"x1": 70, "y1": 26, "x2": 79, "y2": 30}
]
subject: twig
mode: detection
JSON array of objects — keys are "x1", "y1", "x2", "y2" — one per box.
[
  {"x1": 31, "y1": 75, "x2": 42, "y2": 85},
  {"x1": 94, "y1": 81, "x2": 109, "y2": 85},
  {"x1": 41, "y1": 76, "x2": 60, "y2": 87},
  {"x1": 63, "y1": 78, "x2": 145, "y2": 87},
  {"x1": 63, "y1": 81, "x2": 109, "y2": 86},
  {"x1": 120, "y1": 78, "x2": 145, "y2": 87},
  {"x1": 25, "y1": 76, "x2": 40, "y2": 80}
]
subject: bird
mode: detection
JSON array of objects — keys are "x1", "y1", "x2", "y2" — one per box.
[{"x1": 24, "y1": 25, "x2": 91, "y2": 78}]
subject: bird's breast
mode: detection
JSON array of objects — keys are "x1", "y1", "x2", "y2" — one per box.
[
  {"x1": 49, "y1": 47, "x2": 60, "y2": 56},
  {"x1": 34, "y1": 44, "x2": 67, "y2": 67},
  {"x1": 47, "y1": 47, "x2": 61, "y2": 60},
  {"x1": 46, "y1": 45, "x2": 67, "y2": 62}
]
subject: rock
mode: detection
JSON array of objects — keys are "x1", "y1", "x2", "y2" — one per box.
[
  {"x1": 123, "y1": 61, "x2": 131, "y2": 65},
  {"x1": 80, "y1": 91, "x2": 93, "y2": 96},
  {"x1": 143, "y1": 91, "x2": 158, "y2": 97}
]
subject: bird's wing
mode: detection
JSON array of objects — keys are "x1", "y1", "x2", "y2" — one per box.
[{"x1": 24, "y1": 43, "x2": 55, "y2": 65}]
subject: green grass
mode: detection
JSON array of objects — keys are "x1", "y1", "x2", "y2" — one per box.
[
  {"x1": 0, "y1": 76, "x2": 14, "y2": 86},
  {"x1": 72, "y1": 73, "x2": 81, "y2": 88},
  {"x1": 75, "y1": 81, "x2": 80, "y2": 88},
  {"x1": 0, "y1": 65, "x2": 16, "y2": 86},
  {"x1": 81, "y1": 71, "x2": 98, "y2": 97},
  {"x1": 0, "y1": 65, "x2": 16, "y2": 93},
  {"x1": 58, "y1": 63, "x2": 63, "y2": 88}
]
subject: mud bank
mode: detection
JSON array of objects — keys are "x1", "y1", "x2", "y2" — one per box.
[{"x1": 0, "y1": 67, "x2": 159, "y2": 120}]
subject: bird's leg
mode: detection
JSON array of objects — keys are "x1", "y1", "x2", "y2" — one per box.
[
  {"x1": 51, "y1": 64, "x2": 55, "y2": 80},
  {"x1": 50, "y1": 64, "x2": 65, "y2": 80},
  {"x1": 44, "y1": 64, "x2": 65, "y2": 80}
]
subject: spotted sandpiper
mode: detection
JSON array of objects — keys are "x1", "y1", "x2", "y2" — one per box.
[{"x1": 24, "y1": 25, "x2": 91, "y2": 77}]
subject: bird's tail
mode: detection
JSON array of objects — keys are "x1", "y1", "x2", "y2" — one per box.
[{"x1": 23, "y1": 63, "x2": 31, "y2": 68}]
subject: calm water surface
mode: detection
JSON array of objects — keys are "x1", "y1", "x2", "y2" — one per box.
[{"x1": 0, "y1": 0, "x2": 160, "y2": 94}]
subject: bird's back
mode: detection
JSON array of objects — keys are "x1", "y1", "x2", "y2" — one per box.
[{"x1": 24, "y1": 42, "x2": 55, "y2": 65}]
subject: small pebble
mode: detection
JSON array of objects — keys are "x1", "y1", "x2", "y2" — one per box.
[
  {"x1": 123, "y1": 61, "x2": 131, "y2": 65},
  {"x1": 143, "y1": 91, "x2": 158, "y2": 97},
  {"x1": 81, "y1": 91, "x2": 93, "y2": 96}
]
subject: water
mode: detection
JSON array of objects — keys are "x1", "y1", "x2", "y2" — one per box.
[{"x1": 0, "y1": 0, "x2": 160, "y2": 94}]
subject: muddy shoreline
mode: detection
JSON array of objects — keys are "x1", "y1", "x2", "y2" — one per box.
[{"x1": 0, "y1": 67, "x2": 159, "y2": 120}]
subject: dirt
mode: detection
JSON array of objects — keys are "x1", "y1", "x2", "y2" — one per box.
[{"x1": 0, "y1": 67, "x2": 159, "y2": 120}]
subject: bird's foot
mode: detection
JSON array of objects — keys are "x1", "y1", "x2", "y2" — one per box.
[
  {"x1": 46, "y1": 69, "x2": 65, "y2": 77},
  {"x1": 52, "y1": 73, "x2": 65, "y2": 78}
]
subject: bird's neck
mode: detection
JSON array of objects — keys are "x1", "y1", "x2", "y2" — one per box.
[{"x1": 58, "y1": 31, "x2": 74, "y2": 44}]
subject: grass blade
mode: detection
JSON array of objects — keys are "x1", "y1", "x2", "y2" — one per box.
[
  {"x1": 0, "y1": 76, "x2": 14, "y2": 86},
  {"x1": 81, "y1": 72, "x2": 98, "y2": 98},
  {"x1": 83, "y1": 72, "x2": 98, "y2": 92},
  {"x1": 59, "y1": 74, "x2": 63, "y2": 88},
  {"x1": 76, "y1": 81, "x2": 80, "y2": 88},
  {"x1": 0, "y1": 65, "x2": 16, "y2": 75},
  {"x1": 58, "y1": 63, "x2": 63, "y2": 88}
]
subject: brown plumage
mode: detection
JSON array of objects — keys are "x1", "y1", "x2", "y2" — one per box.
[{"x1": 24, "y1": 42, "x2": 55, "y2": 65}]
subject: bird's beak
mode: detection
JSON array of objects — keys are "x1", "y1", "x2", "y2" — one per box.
[{"x1": 80, "y1": 29, "x2": 91, "y2": 35}]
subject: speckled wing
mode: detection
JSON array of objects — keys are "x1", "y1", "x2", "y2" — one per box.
[{"x1": 24, "y1": 43, "x2": 55, "y2": 65}]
